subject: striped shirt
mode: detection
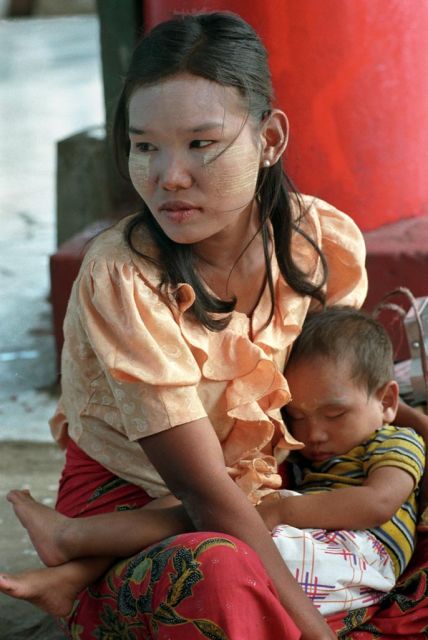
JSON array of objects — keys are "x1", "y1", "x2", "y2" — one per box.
[{"x1": 294, "y1": 425, "x2": 425, "y2": 577}]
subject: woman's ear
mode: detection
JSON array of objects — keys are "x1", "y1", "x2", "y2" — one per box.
[
  {"x1": 260, "y1": 109, "x2": 289, "y2": 167},
  {"x1": 378, "y1": 380, "x2": 400, "y2": 424}
]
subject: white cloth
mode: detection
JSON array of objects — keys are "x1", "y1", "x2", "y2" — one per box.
[{"x1": 272, "y1": 490, "x2": 396, "y2": 615}]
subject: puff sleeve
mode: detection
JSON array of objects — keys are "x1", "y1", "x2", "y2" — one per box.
[
  {"x1": 311, "y1": 197, "x2": 368, "y2": 308},
  {"x1": 77, "y1": 258, "x2": 207, "y2": 440}
]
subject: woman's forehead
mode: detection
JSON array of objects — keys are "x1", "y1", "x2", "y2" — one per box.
[{"x1": 128, "y1": 73, "x2": 247, "y2": 131}]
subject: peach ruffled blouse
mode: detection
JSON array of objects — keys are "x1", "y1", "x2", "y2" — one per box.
[{"x1": 50, "y1": 196, "x2": 367, "y2": 504}]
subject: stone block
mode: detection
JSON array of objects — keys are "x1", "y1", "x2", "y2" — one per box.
[{"x1": 56, "y1": 126, "x2": 112, "y2": 245}]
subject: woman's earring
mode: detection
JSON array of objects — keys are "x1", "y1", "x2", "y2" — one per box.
[{"x1": 263, "y1": 159, "x2": 271, "y2": 168}]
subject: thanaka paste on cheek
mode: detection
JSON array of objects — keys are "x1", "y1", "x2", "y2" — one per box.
[
  {"x1": 203, "y1": 143, "x2": 260, "y2": 199},
  {"x1": 128, "y1": 151, "x2": 152, "y2": 197}
]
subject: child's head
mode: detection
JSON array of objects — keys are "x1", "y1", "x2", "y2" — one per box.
[{"x1": 285, "y1": 306, "x2": 399, "y2": 461}]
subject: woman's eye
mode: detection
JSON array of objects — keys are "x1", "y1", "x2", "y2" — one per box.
[
  {"x1": 135, "y1": 142, "x2": 156, "y2": 152},
  {"x1": 190, "y1": 140, "x2": 214, "y2": 149}
]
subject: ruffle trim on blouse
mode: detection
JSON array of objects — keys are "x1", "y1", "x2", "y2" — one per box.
[
  {"x1": 171, "y1": 266, "x2": 307, "y2": 504},
  {"x1": 228, "y1": 455, "x2": 284, "y2": 504}
]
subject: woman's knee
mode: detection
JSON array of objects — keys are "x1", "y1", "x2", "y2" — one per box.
[
  {"x1": 69, "y1": 533, "x2": 299, "y2": 639},
  {"x1": 146, "y1": 532, "x2": 300, "y2": 639},
  {"x1": 149, "y1": 531, "x2": 273, "y2": 601}
]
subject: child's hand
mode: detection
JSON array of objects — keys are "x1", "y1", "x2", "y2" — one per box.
[{"x1": 256, "y1": 492, "x2": 284, "y2": 531}]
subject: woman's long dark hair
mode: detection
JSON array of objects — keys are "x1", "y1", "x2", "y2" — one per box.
[{"x1": 113, "y1": 11, "x2": 327, "y2": 331}]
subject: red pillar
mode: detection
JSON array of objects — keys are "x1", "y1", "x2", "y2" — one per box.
[{"x1": 144, "y1": 0, "x2": 428, "y2": 231}]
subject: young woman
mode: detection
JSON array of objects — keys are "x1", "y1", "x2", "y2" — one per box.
[{"x1": 2, "y1": 11, "x2": 425, "y2": 640}]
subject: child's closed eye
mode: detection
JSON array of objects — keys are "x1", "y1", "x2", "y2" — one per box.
[{"x1": 324, "y1": 411, "x2": 347, "y2": 420}]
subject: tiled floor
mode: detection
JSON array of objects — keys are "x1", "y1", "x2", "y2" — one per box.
[{"x1": 0, "y1": 15, "x2": 103, "y2": 440}]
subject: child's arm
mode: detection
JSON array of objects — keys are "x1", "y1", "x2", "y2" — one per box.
[
  {"x1": 257, "y1": 465, "x2": 414, "y2": 531},
  {"x1": 55, "y1": 499, "x2": 193, "y2": 560}
]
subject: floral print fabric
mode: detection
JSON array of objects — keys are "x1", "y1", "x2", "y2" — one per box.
[{"x1": 64, "y1": 532, "x2": 299, "y2": 640}]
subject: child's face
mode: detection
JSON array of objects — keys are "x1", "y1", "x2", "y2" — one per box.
[
  {"x1": 127, "y1": 73, "x2": 264, "y2": 246},
  {"x1": 285, "y1": 355, "x2": 393, "y2": 462}
]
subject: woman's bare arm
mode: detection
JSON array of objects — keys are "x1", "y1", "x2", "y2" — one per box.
[{"x1": 139, "y1": 417, "x2": 335, "y2": 640}]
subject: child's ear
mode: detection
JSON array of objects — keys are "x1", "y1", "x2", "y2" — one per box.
[
  {"x1": 260, "y1": 109, "x2": 289, "y2": 167},
  {"x1": 378, "y1": 380, "x2": 399, "y2": 424}
]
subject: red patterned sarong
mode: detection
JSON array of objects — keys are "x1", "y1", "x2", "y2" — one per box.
[
  {"x1": 56, "y1": 441, "x2": 428, "y2": 638},
  {"x1": 56, "y1": 441, "x2": 301, "y2": 640}
]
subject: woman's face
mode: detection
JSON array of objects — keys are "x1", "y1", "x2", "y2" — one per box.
[{"x1": 128, "y1": 73, "x2": 264, "y2": 245}]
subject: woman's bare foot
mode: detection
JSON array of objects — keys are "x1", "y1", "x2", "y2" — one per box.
[
  {"x1": 7, "y1": 490, "x2": 72, "y2": 566},
  {"x1": 0, "y1": 565, "x2": 82, "y2": 617}
]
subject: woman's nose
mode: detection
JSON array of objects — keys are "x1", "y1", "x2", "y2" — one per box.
[{"x1": 157, "y1": 153, "x2": 193, "y2": 191}]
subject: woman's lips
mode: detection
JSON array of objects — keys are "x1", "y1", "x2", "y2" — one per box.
[
  {"x1": 159, "y1": 202, "x2": 201, "y2": 223},
  {"x1": 163, "y1": 208, "x2": 199, "y2": 223}
]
